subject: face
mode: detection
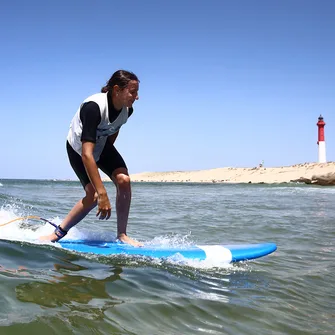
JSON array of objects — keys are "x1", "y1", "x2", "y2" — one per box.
[{"x1": 117, "y1": 80, "x2": 139, "y2": 108}]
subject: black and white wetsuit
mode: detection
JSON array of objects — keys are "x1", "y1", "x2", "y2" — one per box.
[{"x1": 66, "y1": 92, "x2": 133, "y2": 188}]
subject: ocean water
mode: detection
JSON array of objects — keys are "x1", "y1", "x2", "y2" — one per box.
[{"x1": 0, "y1": 179, "x2": 334, "y2": 335}]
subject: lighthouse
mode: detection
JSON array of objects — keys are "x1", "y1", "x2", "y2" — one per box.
[{"x1": 317, "y1": 115, "x2": 326, "y2": 163}]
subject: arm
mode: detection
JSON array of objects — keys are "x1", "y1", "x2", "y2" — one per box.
[
  {"x1": 80, "y1": 102, "x2": 107, "y2": 195},
  {"x1": 82, "y1": 141, "x2": 106, "y2": 196},
  {"x1": 79, "y1": 102, "x2": 111, "y2": 219}
]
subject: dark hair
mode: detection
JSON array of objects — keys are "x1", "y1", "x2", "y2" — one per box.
[{"x1": 101, "y1": 70, "x2": 139, "y2": 93}]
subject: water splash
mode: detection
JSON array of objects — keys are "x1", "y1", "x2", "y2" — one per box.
[
  {"x1": 145, "y1": 232, "x2": 194, "y2": 247},
  {"x1": 0, "y1": 205, "x2": 76, "y2": 243}
]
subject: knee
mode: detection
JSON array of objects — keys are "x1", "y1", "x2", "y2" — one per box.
[{"x1": 115, "y1": 174, "x2": 131, "y2": 191}]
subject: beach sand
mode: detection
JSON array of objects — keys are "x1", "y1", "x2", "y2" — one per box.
[{"x1": 128, "y1": 162, "x2": 335, "y2": 184}]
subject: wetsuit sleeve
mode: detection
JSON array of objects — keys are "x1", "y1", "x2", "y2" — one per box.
[
  {"x1": 80, "y1": 102, "x2": 102, "y2": 143},
  {"x1": 128, "y1": 107, "x2": 134, "y2": 117}
]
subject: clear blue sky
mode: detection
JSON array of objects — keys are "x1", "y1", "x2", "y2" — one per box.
[{"x1": 1, "y1": 0, "x2": 334, "y2": 179}]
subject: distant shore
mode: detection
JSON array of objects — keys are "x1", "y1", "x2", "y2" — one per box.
[{"x1": 127, "y1": 162, "x2": 335, "y2": 184}]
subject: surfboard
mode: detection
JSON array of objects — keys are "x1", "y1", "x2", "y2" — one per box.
[{"x1": 59, "y1": 241, "x2": 277, "y2": 263}]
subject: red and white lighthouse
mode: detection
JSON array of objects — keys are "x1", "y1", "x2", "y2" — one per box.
[{"x1": 317, "y1": 115, "x2": 326, "y2": 163}]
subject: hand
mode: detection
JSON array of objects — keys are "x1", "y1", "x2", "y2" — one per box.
[{"x1": 96, "y1": 193, "x2": 112, "y2": 220}]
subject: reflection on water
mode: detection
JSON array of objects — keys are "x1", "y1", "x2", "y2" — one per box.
[
  {"x1": 0, "y1": 243, "x2": 124, "y2": 328},
  {"x1": 16, "y1": 261, "x2": 123, "y2": 308}
]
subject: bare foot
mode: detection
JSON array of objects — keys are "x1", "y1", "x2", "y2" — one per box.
[
  {"x1": 39, "y1": 232, "x2": 60, "y2": 242},
  {"x1": 118, "y1": 234, "x2": 143, "y2": 247}
]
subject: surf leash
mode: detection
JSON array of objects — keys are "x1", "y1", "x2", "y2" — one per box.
[{"x1": 0, "y1": 216, "x2": 58, "y2": 228}]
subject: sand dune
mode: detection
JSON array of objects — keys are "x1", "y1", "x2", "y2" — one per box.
[{"x1": 128, "y1": 162, "x2": 335, "y2": 184}]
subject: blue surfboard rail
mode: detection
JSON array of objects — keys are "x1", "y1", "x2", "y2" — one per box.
[
  {"x1": 226, "y1": 243, "x2": 277, "y2": 262},
  {"x1": 59, "y1": 241, "x2": 277, "y2": 263}
]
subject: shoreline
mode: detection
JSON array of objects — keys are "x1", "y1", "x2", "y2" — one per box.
[{"x1": 128, "y1": 162, "x2": 335, "y2": 184}]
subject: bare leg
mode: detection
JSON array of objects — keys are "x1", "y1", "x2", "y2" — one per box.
[
  {"x1": 40, "y1": 184, "x2": 97, "y2": 242},
  {"x1": 112, "y1": 168, "x2": 142, "y2": 246}
]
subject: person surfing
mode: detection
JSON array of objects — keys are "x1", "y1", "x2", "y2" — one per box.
[{"x1": 40, "y1": 70, "x2": 142, "y2": 246}]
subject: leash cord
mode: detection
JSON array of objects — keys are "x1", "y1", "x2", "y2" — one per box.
[{"x1": 0, "y1": 216, "x2": 57, "y2": 228}]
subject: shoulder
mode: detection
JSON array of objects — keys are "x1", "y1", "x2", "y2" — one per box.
[
  {"x1": 83, "y1": 93, "x2": 107, "y2": 105},
  {"x1": 80, "y1": 101, "x2": 101, "y2": 124}
]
